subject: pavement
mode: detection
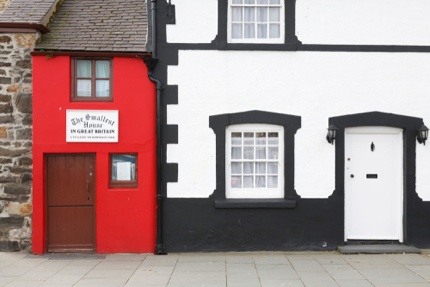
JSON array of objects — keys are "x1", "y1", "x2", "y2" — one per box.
[{"x1": 2, "y1": 251, "x2": 430, "y2": 287}]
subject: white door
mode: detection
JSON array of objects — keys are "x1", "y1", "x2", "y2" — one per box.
[{"x1": 345, "y1": 127, "x2": 403, "y2": 242}]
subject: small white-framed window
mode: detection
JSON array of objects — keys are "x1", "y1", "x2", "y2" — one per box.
[
  {"x1": 226, "y1": 124, "x2": 284, "y2": 198},
  {"x1": 228, "y1": 0, "x2": 285, "y2": 44}
]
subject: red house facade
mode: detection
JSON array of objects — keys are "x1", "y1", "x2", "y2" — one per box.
[{"x1": 31, "y1": 0, "x2": 156, "y2": 254}]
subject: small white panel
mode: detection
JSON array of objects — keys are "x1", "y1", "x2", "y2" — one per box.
[{"x1": 116, "y1": 162, "x2": 132, "y2": 180}]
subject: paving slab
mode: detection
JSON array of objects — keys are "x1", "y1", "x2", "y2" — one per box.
[
  {"x1": 227, "y1": 276, "x2": 262, "y2": 287},
  {"x1": 226, "y1": 263, "x2": 258, "y2": 277},
  {"x1": 322, "y1": 264, "x2": 365, "y2": 281}
]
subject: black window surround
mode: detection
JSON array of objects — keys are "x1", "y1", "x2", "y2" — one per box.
[
  {"x1": 209, "y1": 110, "x2": 301, "y2": 208},
  {"x1": 213, "y1": 0, "x2": 301, "y2": 50}
]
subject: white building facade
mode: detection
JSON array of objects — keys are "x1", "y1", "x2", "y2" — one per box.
[{"x1": 152, "y1": 0, "x2": 430, "y2": 252}]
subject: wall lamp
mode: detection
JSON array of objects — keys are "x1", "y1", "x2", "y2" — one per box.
[
  {"x1": 326, "y1": 125, "x2": 338, "y2": 145},
  {"x1": 417, "y1": 124, "x2": 429, "y2": 145}
]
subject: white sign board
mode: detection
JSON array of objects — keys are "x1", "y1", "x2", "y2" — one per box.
[{"x1": 66, "y1": 110, "x2": 119, "y2": 142}]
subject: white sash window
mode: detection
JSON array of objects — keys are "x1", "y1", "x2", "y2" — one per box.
[
  {"x1": 228, "y1": 0, "x2": 284, "y2": 44},
  {"x1": 226, "y1": 124, "x2": 284, "y2": 198}
]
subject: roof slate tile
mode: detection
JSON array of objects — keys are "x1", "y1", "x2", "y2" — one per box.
[
  {"x1": 0, "y1": 0, "x2": 58, "y2": 24},
  {"x1": 36, "y1": 0, "x2": 148, "y2": 53}
]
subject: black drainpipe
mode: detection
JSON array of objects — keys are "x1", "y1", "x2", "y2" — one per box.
[{"x1": 144, "y1": 0, "x2": 166, "y2": 255}]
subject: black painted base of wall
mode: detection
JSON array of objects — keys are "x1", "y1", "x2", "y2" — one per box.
[
  {"x1": 163, "y1": 189, "x2": 430, "y2": 252},
  {"x1": 164, "y1": 191, "x2": 344, "y2": 252}
]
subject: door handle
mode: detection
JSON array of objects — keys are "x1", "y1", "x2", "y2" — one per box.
[{"x1": 350, "y1": 174, "x2": 354, "y2": 178}]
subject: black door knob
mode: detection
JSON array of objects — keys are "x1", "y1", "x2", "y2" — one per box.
[{"x1": 350, "y1": 174, "x2": 354, "y2": 178}]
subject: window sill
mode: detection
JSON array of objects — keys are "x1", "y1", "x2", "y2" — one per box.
[{"x1": 214, "y1": 198, "x2": 296, "y2": 209}]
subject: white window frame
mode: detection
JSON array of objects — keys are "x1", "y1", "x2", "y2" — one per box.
[
  {"x1": 227, "y1": 0, "x2": 285, "y2": 44},
  {"x1": 226, "y1": 124, "x2": 284, "y2": 199}
]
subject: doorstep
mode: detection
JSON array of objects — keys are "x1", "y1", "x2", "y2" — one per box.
[{"x1": 338, "y1": 244, "x2": 421, "y2": 254}]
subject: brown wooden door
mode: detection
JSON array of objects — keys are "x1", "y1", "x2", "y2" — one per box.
[{"x1": 46, "y1": 154, "x2": 95, "y2": 253}]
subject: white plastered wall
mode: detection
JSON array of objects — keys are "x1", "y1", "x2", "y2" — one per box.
[
  {"x1": 297, "y1": 0, "x2": 430, "y2": 45},
  {"x1": 166, "y1": 0, "x2": 430, "y2": 46},
  {"x1": 166, "y1": 0, "x2": 218, "y2": 43},
  {"x1": 167, "y1": 50, "x2": 430, "y2": 200}
]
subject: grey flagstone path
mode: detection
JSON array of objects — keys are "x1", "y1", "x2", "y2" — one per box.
[{"x1": 1, "y1": 251, "x2": 430, "y2": 286}]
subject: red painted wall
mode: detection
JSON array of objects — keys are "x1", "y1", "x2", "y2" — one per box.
[{"x1": 32, "y1": 55, "x2": 156, "y2": 254}]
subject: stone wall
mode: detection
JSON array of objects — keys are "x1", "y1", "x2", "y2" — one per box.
[{"x1": 0, "y1": 33, "x2": 37, "y2": 251}]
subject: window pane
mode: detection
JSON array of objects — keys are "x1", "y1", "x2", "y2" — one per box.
[
  {"x1": 269, "y1": 7, "x2": 280, "y2": 21},
  {"x1": 231, "y1": 176, "x2": 242, "y2": 188},
  {"x1": 269, "y1": 0, "x2": 280, "y2": 4},
  {"x1": 232, "y1": 0, "x2": 242, "y2": 4},
  {"x1": 268, "y1": 132, "x2": 279, "y2": 145},
  {"x1": 256, "y1": 176, "x2": 266, "y2": 188},
  {"x1": 231, "y1": 132, "x2": 242, "y2": 145},
  {"x1": 244, "y1": 23, "x2": 255, "y2": 38},
  {"x1": 232, "y1": 24, "x2": 243, "y2": 38},
  {"x1": 269, "y1": 24, "x2": 280, "y2": 38},
  {"x1": 244, "y1": 132, "x2": 254, "y2": 145},
  {"x1": 244, "y1": 7, "x2": 255, "y2": 21},
  {"x1": 256, "y1": 147, "x2": 266, "y2": 159},
  {"x1": 268, "y1": 176, "x2": 278, "y2": 188},
  {"x1": 96, "y1": 80, "x2": 110, "y2": 97},
  {"x1": 232, "y1": 162, "x2": 242, "y2": 174},
  {"x1": 232, "y1": 147, "x2": 242, "y2": 159},
  {"x1": 77, "y1": 80, "x2": 91, "y2": 97},
  {"x1": 111, "y1": 154, "x2": 136, "y2": 181},
  {"x1": 267, "y1": 162, "x2": 278, "y2": 174},
  {"x1": 77, "y1": 60, "x2": 91, "y2": 77},
  {"x1": 96, "y1": 60, "x2": 110, "y2": 78},
  {"x1": 256, "y1": 132, "x2": 266, "y2": 145},
  {"x1": 243, "y1": 176, "x2": 253, "y2": 188},
  {"x1": 257, "y1": 7, "x2": 267, "y2": 22},
  {"x1": 257, "y1": 24, "x2": 267, "y2": 38},
  {"x1": 244, "y1": 0, "x2": 255, "y2": 4},
  {"x1": 243, "y1": 162, "x2": 254, "y2": 174},
  {"x1": 257, "y1": 0, "x2": 268, "y2": 4},
  {"x1": 232, "y1": 7, "x2": 242, "y2": 21},
  {"x1": 268, "y1": 147, "x2": 278, "y2": 159},
  {"x1": 243, "y1": 147, "x2": 254, "y2": 159},
  {"x1": 256, "y1": 162, "x2": 266, "y2": 173}
]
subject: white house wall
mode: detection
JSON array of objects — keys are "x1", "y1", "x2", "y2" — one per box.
[
  {"x1": 296, "y1": 0, "x2": 430, "y2": 45},
  {"x1": 167, "y1": 50, "x2": 430, "y2": 199},
  {"x1": 167, "y1": 0, "x2": 430, "y2": 46},
  {"x1": 166, "y1": 0, "x2": 218, "y2": 43}
]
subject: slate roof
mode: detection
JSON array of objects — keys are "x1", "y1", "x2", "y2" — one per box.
[
  {"x1": 0, "y1": 0, "x2": 58, "y2": 25},
  {"x1": 36, "y1": 0, "x2": 149, "y2": 53}
]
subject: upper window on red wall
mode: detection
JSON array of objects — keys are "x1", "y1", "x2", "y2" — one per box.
[{"x1": 72, "y1": 58, "x2": 112, "y2": 101}]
